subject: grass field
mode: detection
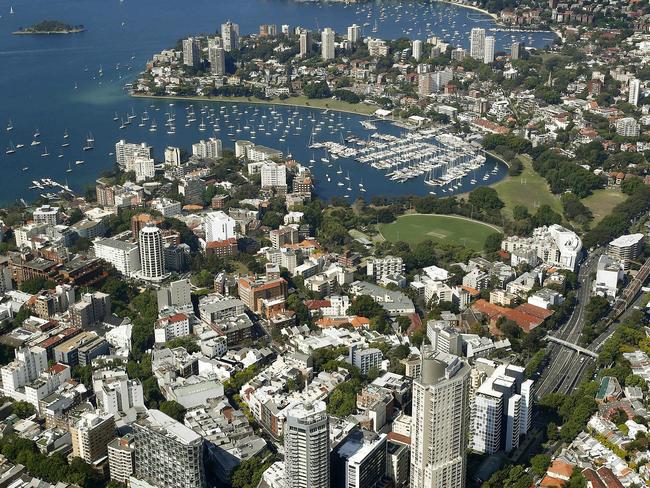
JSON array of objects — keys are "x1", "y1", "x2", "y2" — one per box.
[
  {"x1": 132, "y1": 93, "x2": 377, "y2": 116},
  {"x1": 582, "y1": 189, "x2": 628, "y2": 225},
  {"x1": 491, "y1": 155, "x2": 563, "y2": 219},
  {"x1": 378, "y1": 214, "x2": 500, "y2": 250}
]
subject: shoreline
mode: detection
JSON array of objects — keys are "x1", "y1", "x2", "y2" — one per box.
[
  {"x1": 12, "y1": 28, "x2": 86, "y2": 35},
  {"x1": 435, "y1": 0, "x2": 499, "y2": 21},
  {"x1": 131, "y1": 93, "x2": 378, "y2": 117}
]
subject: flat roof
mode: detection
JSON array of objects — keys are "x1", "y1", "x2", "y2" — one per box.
[{"x1": 610, "y1": 233, "x2": 644, "y2": 248}]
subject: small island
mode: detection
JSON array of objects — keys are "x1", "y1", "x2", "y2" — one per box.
[{"x1": 12, "y1": 20, "x2": 86, "y2": 35}]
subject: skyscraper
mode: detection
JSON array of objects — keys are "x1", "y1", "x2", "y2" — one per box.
[
  {"x1": 322, "y1": 28, "x2": 336, "y2": 61},
  {"x1": 182, "y1": 37, "x2": 201, "y2": 67},
  {"x1": 483, "y1": 36, "x2": 495, "y2": 64},
  {"x1": 221, "y1": 21, "x2": 240, "y2": 52},
  {"x1": 629, "y1": 78, "x2": 641, "y2": 106},
  {"x1": 410, "y1": 350, "x2": 470, "y2": 488},
  {"x1": 133, "y1": 409, "x2": 205, "y2": 488},
  {"x1": 470, "y1": 363, "x2": 534, "y2": 454},
  {"x1": 139, "y1": 224, "x2": 165, "y2": 280},
  {"x1": 469, "y1": 27, "x2": 485, "y2": 60},
  {"x1": 299, "y1": 30, "x2": 312, "y2": 57},
  {"x1": 510, "y1": 41, "x2": 523, "y2": 60},
  {"x1": 284, "y1": 401, "x2": 330, "y2": 488},
  {"x1": 412, "y1": 39, "x2": 423, "y2": 61},
  {"x1": 208, "y1": 46, "x2": 226, "y2": 76},
  {"x1": 347, "y1": 24, "x2": 361, "y2": 44}
]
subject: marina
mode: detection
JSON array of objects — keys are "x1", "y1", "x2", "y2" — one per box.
[{"x1": 0, "y1": 0, "x2": 546, "y2": 204}]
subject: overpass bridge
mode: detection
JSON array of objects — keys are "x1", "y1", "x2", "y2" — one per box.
[{"x1": 544, "y1": 335, "x2": 599, "y2": 358}]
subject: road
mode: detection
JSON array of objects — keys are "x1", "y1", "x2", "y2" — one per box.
[
  {"x1": 535, "y1": 249, "x2": 602, "y2": 398},
  {"x1": 536, "y1": 252, "x2": 650, "y2": 399}
]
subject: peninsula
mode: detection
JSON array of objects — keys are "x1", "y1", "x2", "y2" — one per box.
[{"x1": 12, "y1": 20, "x2": 85, "y2": 35}]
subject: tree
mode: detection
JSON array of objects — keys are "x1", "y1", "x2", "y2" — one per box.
[
  {"x1": 530, "y1": 454, "x2": 551, "y2": 477},
  {"x1": 585, "y1": 296, "x2": 610, "y2": 325},
  {"x1": 231, "y1": 457, "x2": 272, "y2": 488},
  {"x1": 166, "y1": 336, "x2": 200, "y2": 353},
  {"x1": 159, "y1": 400, "x2": 186, "y2": 422},
  {"x1": 547, "y1": 422, "x2": 559, "y2": 441},
  {"x1": 19, "y1": 277, "x2": 55, "y2": 294},
  {"x1": 533, "y1": 205, "x2": 562, "y2": 227},
  {"x1": 484, "y1": 233, "x2": 503, "y2": 253},
  {"x1": 348, "y1": 295, "x2": 386, "y2": 321},
  {"x1": 468, "y1": 187, "x2": 504, "y2": 213},
  {"x1": 512, "y1": 205, "x2": 531, "y2": 221},
  {"x1": 304, "y1": 81, "x2": 332, "y2": 99},
  {"x1": 11, "y1": 401, "x2": 35, "y2": 419}
]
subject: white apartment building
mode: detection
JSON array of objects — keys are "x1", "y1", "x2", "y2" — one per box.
[
  {"x1": 1, "y1": 346, "x2": 48, "y2": 400},
  {"x1": 204, "y1": 210, "x2": 236, "y2": 243},
  {"x1": 348, "y1": 24, "x2": 361, "y2": 43},
  {"x1": 501, "y1": 224, "x2": 582, "y2": 271},
  {"x1": 629, "y1": 78, "x2": 641, "y2": 106},
  {"x1": 33, "y1": 205, "x2": 59, "y2": 226},
  {"x1": 108, "y1": 436, "x2": 135, "y2": 485},
  {"x1": 261, "y1": 162, "x2": 287, "y2": 188},
  {"x1": 322, "y1": 295, "x2": 350, "y2": 317},
  {"x1": 93, "y1": 369, "x2": 145, "y2": 415},
  {"x1": 139, "y1": 224, "x2": 165, "y2": 280},
  {"x1": 470, "y1": 363, "x2": 533, "y2": 454},
  {"x1": 322, "y1": 28, "x2": 336, "y2": 60},
  {"x1": 154, "y1": 313, "x2": 191, "y2": 344},
  {"x1": 284, "y1": 401, "x2": 330, "y2": 488},
  {"x1": 133, "y1": 157, "x2": 155, "y2": 182},
  {"x1": 412, "y1": 39, "x2": 423, "y2": 60},
  {"x1": 367, "y1": 255, "x2": 404, "y2": 280},
  {"x1": 470, "y1": 28, "x2": 486, "y2": 60},
  {"x1": 483, "y1": 36, "x2": 495, "y2": 63},
  {"x1": 94, "y1": 238, "x2": 141, "y2": 276},
  {"x1": 115, "y1": 140, "x2": 153, "y2": 171},
  {"x1": 182, "y1": 37, "x2": 201, "y2": 67},
  {"x1": 192, "y1": 138, "x2": 223, "y2": 159},
  {"x1": 616, "y1": 117, "x2": 641, "y2": 137},
  {"x1": 208, "y1": 46, "x2": 226, "y2": 76},
  {"x1": 151, "y1": 197, "x2": 182, "y2": 217},
  {"x1": 24, "y1": 363, "x2": 71, "y2": 414},
  {"x1": 609, "y1": 233, "x2": 644, "y2": 269},
  {"x1": 221, "y1": 21, "x2": 240, "y2": 51},
  {"x1": 348, "y1": 345, "x2": 383, "y2": 375},
  {"x1": 164, "y1": 146, "x2": 181, "y2": 166},
  {"x1": 367, "y1": 38, "x2": 389, "y2": 57},
  {"x1": 410, "y1": 351, "x2": 470, "y2": 488}
]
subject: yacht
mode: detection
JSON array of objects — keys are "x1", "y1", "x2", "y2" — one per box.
[
  {"x1": 5, "y1": 142, "x2": 16, "y2": 155},
  {"x1": 82, "y1": 133, "x2": 94, "y2": 151}
]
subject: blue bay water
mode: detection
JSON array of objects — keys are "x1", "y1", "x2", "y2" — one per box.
[{"x1": 0, "y1": 0, "x2": 552, "y2": 204}]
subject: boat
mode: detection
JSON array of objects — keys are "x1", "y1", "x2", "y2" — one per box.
[
  {"x1": 31, "y1": 140, "x2": 41, "y2": 146},
  {"x1": 10, "y1": 6, "x2": 14, "y2": 15},
  {"x1": 15, "y1": 143, "x2": 24, "y2": 149},
  {"x1": 41, "y1": 146, "x2": 50, "y2": 157},
  {"x1": 82, "y1": 134, "x2": 94, "y2": 151},
  {"x1": 6, "y1": 120, "x2": 13, "y2": 131},
  {"x1": 22, "y1": 167, "x2": 29, "y2": 172},
  {"x1": 63, "y1": 129, "x2": 69, "y2": 139},
  {"x1": 5, "y1": 142, "x2": 16, "y2": 155},
  {"x1": 75, "y1": 160, "x2": 84, "y2": 165},
  {"x1": 33, "y1": 129, "x2": 40, "y2": 138},
  {"x1": 66, "y1": 163, "x2": 72, "y2": 173}
]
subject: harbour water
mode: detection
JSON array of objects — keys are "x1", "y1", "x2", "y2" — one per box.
[{"x1": 0, "y1": 0, "x2": 551, "y2": 204}]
